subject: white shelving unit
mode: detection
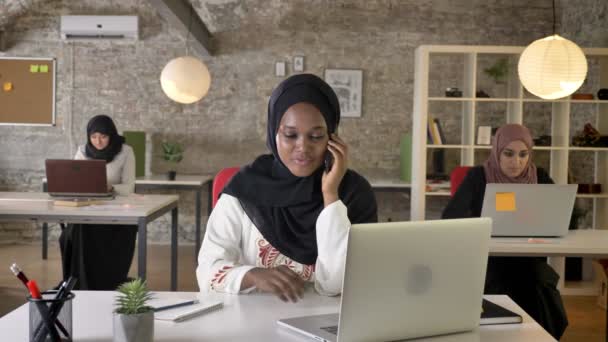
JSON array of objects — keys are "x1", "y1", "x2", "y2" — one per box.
[{"x1": 411, "y1": 45, "x2": 608, "y2": 295}]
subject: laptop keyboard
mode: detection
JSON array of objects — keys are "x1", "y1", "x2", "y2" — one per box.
[{"x1": 320, "y1": 325, "x2": 338, "y2": 335}]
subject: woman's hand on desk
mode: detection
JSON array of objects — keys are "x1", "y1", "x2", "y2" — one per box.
[
  {"x1": 242, "y1": 266, "x2": 305, "y2": 302},
  {"x1": 322, "y1": 134, "x2": 348, "y2": 207}
]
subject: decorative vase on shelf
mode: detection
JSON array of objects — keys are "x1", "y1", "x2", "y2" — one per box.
[{"x1": 167, "y1": 170, "x2": 177, "y2": 181}]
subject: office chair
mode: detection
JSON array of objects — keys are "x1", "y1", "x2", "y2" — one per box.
[
  {"x1": 212, "y1": 167, "x2": 240, "y2": 208},
  {"x1": 450, "y1": 166, "x2": 471, "y2": 196}
]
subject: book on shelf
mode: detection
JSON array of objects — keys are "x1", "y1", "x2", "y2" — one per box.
[
  {"x1": 479, "y1": 299, "x2": 522, "y2": 325},
  {"x1": 434, "y1": 118, "x2": 446, "y2": 144}
]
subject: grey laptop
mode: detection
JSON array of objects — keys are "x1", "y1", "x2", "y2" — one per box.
[
  {"x1": 481, "y1": 184, "x2": 577, "y2": 237},
  {"x1": 45, "y1": 159, "x2": 113, "y2": 197},
  {"x1": 278, "y1": 218, "x2": 492, "y2": 342}
]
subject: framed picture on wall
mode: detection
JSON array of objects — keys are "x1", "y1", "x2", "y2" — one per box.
[{"x1": 324, "y1": 69, "x2": 362, "y2": 117}]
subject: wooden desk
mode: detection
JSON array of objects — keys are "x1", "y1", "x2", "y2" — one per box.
[
  {"x1": 0, "y1": 291, "x2": 555, "y2": 341},
  {"x1": 135, "y1": 174, "x2": 214, "y2": 262},
  {"x1": 0, "y1": 192, "x2": 180, "y2": 291}
]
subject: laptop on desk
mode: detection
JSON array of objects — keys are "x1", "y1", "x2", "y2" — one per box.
[
  {"x1": 481, "y1": 184, "x2": 577, "y2": 237},
  {"x1": 278, "y1": 218, "x2": 492, "y2": 342},
  {"x1": 45, "y1": 159, "x2": 113, "y2": 198}
]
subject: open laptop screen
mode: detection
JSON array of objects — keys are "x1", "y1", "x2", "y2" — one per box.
[{"x1": 45, "y1": 159, "x2": 110, "y2": 197}]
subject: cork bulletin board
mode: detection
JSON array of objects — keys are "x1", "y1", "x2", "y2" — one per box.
[{"x1": 0, "y1": 57, "x2": 56, "y2": 125}]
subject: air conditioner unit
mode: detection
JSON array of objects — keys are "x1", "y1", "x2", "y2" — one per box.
[{"x1": 60, "y1": 15, "x2": 138, "y2": 39}]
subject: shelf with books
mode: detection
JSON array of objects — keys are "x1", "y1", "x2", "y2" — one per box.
[{"x1": 412, "y1": 45, "x2": 608, "y2": 296}]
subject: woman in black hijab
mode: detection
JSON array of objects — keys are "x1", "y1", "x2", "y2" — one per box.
[
  {"x1": 59, "y1": 115, "x2": 137, "y2": 290},
  {"x1": 196, "y1": 74, "x2": 377, "y2": 301}
]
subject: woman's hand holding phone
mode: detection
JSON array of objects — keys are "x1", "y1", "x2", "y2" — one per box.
[{"x1": 321, "y1": 133, "x2": 348, "y2": 207}]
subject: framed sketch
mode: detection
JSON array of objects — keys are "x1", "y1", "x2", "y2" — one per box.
[
  {"x1": 293, "y1": 56, "x2": 304, "y2": 72},
  {"x1": 324, "y1": 69, "x2": 362, "y2": 117},
  {"x1": 275, "y1": 61, "x2": 286, "y2": 77}
]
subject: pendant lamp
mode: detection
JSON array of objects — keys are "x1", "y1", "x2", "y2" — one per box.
[
  {"x1": 159, "y1": 3, "x2": 211, "y2": 104},
  {"x1": 517, "y1": 0, "x2": 587, "y2": 100},
  {"x1": 160, "y1": 56, "x2": 211, "y2": 104}
]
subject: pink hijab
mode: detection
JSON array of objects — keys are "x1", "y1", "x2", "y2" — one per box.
[{"x1": 483, "y1": 124, "x2": 537, "y2": 184}]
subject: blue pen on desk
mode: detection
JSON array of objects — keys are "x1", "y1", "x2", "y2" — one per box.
[{"x1": 153, "y1": 300, "x2": 199, "y2": 312}]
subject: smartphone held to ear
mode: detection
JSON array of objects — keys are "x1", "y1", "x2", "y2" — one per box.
[{"x1": 324, "y1": 151, "x2": 334, "y2": 172}]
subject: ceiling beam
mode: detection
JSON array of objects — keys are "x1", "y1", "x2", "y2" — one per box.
[{"x1": 147, "y1": 0, "x2": 213, "y2": 56}]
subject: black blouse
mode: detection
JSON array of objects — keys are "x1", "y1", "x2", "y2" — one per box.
[{"x1": 440, "y1": 166, "x2": 568, "y2": 339}]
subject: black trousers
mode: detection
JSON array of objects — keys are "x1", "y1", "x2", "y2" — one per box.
[
  {"x1": 485, "y1": 257, "x2": 568, "y2": 340},
  {"x1": 59, "y1": 224, "x2": 137, "y2": 290}
]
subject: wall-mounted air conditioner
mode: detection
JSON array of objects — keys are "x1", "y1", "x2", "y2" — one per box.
[{"x1": 60, "y1": 15, "x2": 138, "y2": 40}]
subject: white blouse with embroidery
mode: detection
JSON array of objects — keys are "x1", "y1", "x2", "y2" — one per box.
[{"x1": 196, "y1": 193, "x2": 351, "y2": 296}]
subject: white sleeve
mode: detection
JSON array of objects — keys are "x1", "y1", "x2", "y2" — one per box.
[
  {"x1": 113, "y1": 147, "x2": 135, "y2": 195},
  {"x1": 74, "y1": 147, "x2": 86, "y2": 160},
  {"x1": 314, "y1": 200, "x2": 351, "y2": 296},
  {"x1": 196, "y1": 194, "x2": 255, "y2": 294}
]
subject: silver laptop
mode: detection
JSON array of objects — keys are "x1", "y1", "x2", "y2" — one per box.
[
  {"x1": 481, "y1": 184, "x2": 577, "y2": 237},
  {"x1": 278, "y1": 218, "x2": 492, "y2": 342}
]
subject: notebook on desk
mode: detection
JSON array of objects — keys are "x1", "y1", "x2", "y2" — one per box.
[
  {"x1": 45, "y1": 159, "x2": 113, "y2": 198},
  {"x1": 278, "y1": 218, "x2": 492, "y2": 342},
  {"x1": 480, "y1": 299, "x2": 522, "y2": 325},
  {"x1": 150, "y1": 299, "x2": 223, "y2": 322}
]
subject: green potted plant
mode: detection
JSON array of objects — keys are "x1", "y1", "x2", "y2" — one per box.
[
  {"x1": 113, "y1": 278, "x2": 154, "y2": 342},
  {"x1": 161, "y1": 141, "x2": 183, "y2": 180},
  {"x1": 484, "y1": 58, "x2": 510, "y2": 84}
]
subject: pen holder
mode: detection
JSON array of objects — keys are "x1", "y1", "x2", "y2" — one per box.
[{"x1": 28, "y1": 290, "x2": 75, "y2": 342}]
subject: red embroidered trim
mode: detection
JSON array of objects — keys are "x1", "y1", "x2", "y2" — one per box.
[
  {"x1": 256, "y1": 238, "x2": 314, "y2": 281},
  {"x1": 210, "y1": 265, "x2": 233, "y2": 290}
]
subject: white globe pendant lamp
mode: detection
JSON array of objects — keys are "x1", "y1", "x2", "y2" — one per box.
[
  {"x1": 518, "y1": 34, "x2": 587, "y2": 100},
  {"x1": 160, "y1": 56, "x2": 211, "y2": 104},
  {"x1": 517, "y1": 1, "x2": 587, "y2": 100}
]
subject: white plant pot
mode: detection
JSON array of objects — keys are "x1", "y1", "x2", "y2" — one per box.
[{"x1": 113, "y1": 311, "x2": 154, "y2": 342}]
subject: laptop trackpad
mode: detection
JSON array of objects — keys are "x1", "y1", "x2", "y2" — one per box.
[{"x1": 278, "y1": 313, "x2": 339, "y2": 342}]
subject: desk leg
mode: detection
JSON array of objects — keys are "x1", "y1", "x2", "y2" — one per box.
[
  {"x1": 42, "y1": 222, "x2": 48, "y2": 260},
  {"x1": 171, "y1": 207, "x2": 178, "y2": 291},
  {"x1": 137, "y1": 218, "x2": 147, "y2": 282},
  {"x1": 195, "y1": 189, "x2": 202, "y2": 264}
]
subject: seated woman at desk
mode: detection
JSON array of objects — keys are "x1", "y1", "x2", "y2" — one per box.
[
  {"x1": 197, "y1": 74, "x2": 377, "y2": 302},
  {"x1": 442, "y1": 123, "x2": 567, "y2": 339},
  {"x1": 59, "y1": 114, "x2": 136, "y2": 290}
]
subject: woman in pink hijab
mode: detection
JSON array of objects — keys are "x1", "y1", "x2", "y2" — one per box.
[{"x1": 442, "y1": 124, "x2": 567, "y2": 339}]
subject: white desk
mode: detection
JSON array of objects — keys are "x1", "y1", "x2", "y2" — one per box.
[
  {"x1": 490, "y1": 229, "x2": 608, "y2": 258},
  {"x1": 135, "y1": 174, "x2": 214, "y2": 262},
  {"x1": 369, "y1": 178, "x2": 411, "y2": 192},
  {"x1": 0, "y1": 192, "x2": 181, "y2": 291},
  {"x1": 490, "y1": 229, "x2": 608, "y2": 342},
  {"x1": 0, "y1": 291, "x2": 555, "y2": 341}
]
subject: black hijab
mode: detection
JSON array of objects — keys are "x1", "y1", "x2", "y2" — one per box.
[
  {"x1": 85, "y1": 115, "x2": 125, "y2": 163},
  {"x1": 223, "y1": 74, "x2": 377, "y2": 265}
]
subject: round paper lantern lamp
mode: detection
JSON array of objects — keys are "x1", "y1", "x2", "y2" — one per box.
[
  {"x1": 160, "y1": 56, "x2": 211, "y2": 104},
  {"x1": 518, "y1": 35, "x2": 587, "y2": 100}
]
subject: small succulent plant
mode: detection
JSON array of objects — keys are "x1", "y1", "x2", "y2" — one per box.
[
  {"x1": 161, "y1": 141, "x2": 184, "y2": 164},
  {"x1": 114, "y1": 278, "x2": 153, "y2": 315}
]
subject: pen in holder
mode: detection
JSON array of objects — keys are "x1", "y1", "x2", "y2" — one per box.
[{"x1": 28, "y1": 290, "x2": 75, "y2": 342}]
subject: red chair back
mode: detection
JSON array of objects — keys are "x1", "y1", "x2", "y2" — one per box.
[
  {"x1": 450, "y1": 166, "x2": 471, "y2": 196},
  {"x1": 212, "y1": 167, "x2": 240, "y2": 208}
]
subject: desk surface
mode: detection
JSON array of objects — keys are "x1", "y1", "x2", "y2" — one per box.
[
  {"x1": 0, "y1": 192, "x2": 178, "y2": 219},
  {"x1": 136, "y1": 174, "x2": 213, "y2": 186},
  {"x1": 0, "y1": 291, "x2": 554, "y2": 341},
  {"x1": 369, "y1": 178, "x2": 411, "y2": 189},
  {"x1": 489, "y1": 229, "x2": 608, "y2": 257}
]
